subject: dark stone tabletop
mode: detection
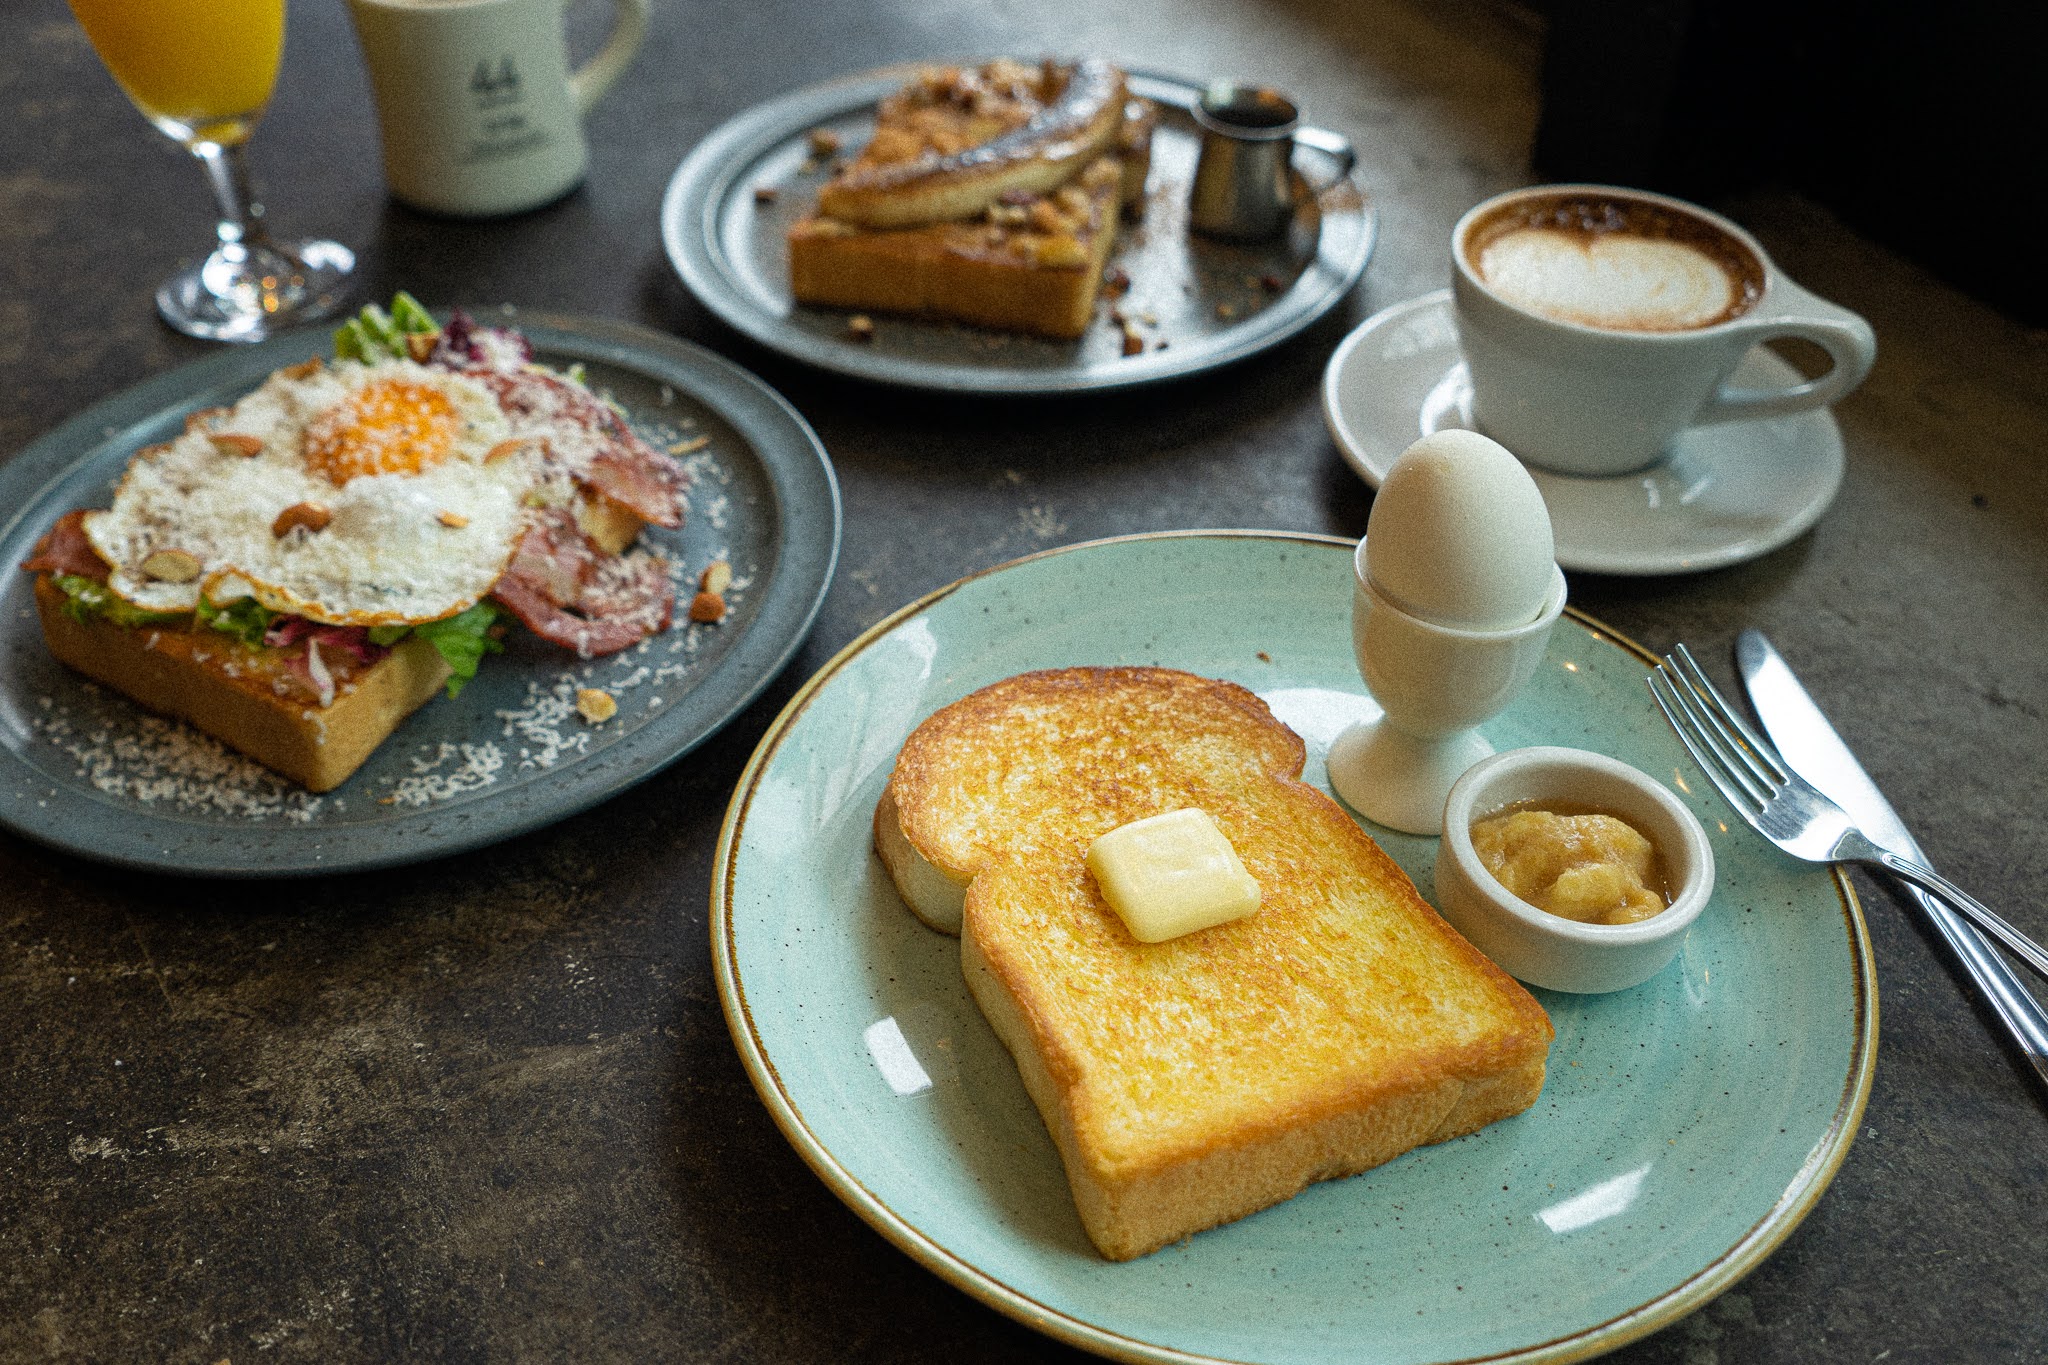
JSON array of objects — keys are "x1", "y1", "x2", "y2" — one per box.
[{"x1": 1, "y1": 0, "x2": 2042, "y2": 1360}]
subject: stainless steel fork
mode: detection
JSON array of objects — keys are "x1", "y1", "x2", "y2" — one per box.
[{"x1": 1647, "y1": 644, "x2": 2048, "y2": 984}]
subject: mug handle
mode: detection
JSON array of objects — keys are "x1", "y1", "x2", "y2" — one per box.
[
  {"x1": 1693, "y1": 279, "x2": 1877, "y2": 426},
  {"x1": 1292, "y1": 125, "x2": 1356, "y2": 188},
  {"x1": 566, "y1": 0, "x2": 650, "y2": 115}
]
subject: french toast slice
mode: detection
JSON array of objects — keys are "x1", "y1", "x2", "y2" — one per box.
[
  {"x1": 32, "y1": 575, "x2": 451, "y2": 793},
  {"x1": 787, "y1": 60, "x2": 1152, "y2": 340},
  {"x1": 876, "y1": 667, "x2": 1554, "y2": 1260}
]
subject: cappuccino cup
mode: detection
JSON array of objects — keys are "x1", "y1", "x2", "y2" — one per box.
[
  {"x1": 1452, "y1": 185, "x2": 1876, "y2": 477},
  {"x1": 346, "y1": 0, "x2": 648, "y2": 218}
]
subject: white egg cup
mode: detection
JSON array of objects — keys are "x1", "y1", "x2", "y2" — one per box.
[{"x1": 1327, "y1": 536, "x2": 1566, "y2": 835}]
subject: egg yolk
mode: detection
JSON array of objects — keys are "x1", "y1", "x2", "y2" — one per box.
[{"x1": 303, "y1": 379, "x2": 458, "y2": 484}]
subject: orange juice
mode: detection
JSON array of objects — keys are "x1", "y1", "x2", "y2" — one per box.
[{"x1": 67, "y1": 0, "x2": 285, "y2": 145}]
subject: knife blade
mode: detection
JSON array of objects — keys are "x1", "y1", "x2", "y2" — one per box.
[{"x1": 1736, "y1": 628, "x2": 2048, "y2": 1092}]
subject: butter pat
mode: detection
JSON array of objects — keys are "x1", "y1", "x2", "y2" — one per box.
[{"x1": 1086, "y1": 808, "x2": 1261, "y2": 943}]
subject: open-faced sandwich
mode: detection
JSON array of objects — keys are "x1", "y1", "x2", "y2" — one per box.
[
  {"x1": 19, "y1": 296, "x2": 696, "y2": 792},
  {"x1": 787, "y1": 58, "x2": 1156, "y2": 339}
]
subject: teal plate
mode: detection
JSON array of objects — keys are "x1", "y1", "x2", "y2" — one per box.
[{"x1": 712, "y1": 532, "x2": 1874, "y2": 1365}]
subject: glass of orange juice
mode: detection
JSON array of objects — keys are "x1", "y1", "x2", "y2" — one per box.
[{"x1": 67, "y1": 0, "x2": 355, "y2": 341}]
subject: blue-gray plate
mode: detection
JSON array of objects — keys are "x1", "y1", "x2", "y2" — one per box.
[
  {"x1": 713, "y1": 531, "x2": 1874, "y2": 1365},
  {"x1": 0, "y1": 310, "x2": 839, "y2": 877}
]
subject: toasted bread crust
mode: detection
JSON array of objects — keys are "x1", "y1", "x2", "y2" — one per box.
[
  {"x1": 790, "y1": 157, "x2": 1126, "y2": 339},
  {"x1": 34, "y1": 575, "x2": 452, "y2": 792},
  {"x1": 881, "y1": 667, "x2": 1553, "y2": 1259}
]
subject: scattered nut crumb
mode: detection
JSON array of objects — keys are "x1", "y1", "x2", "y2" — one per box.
[
  {"x1": 1102, "y1": 265, "x2": 1131, "y2": 299},
  {"x1": 405, "y1": 332, "x2": 437, "y2": 362},
  {"x1": 699, "y1": 560, "x2": 732, "y2": 596},
  {"x1": 208, "y1": 432, "x2": 263, "y2": 457},
  {"x1": 140, "y1": 548, "x2": 202, "y2": 583},
  {"x1": 437, "y1": 511, "x2": 469, "y2": 528},
  {"x1": 668, "y1": 434, "x2": 710, "y2": 455},
  {"x1": 1257, "y1": 650, "x2": 1272, "y2": 662},
  {"x1": 1259, "y1": 272, "x2": 1284, "y2": 292},
  {"x1": 847, "y1": 315, "x2": 875, "y2": 342},
  {"x1": 575, "y1": 688, "x2": 618, "y2": 724},
  {"x1": 486, "y1": 437, "x2": 534, "y2": 463},
  {"x1": 280, "y1": 358, "x2": 324, "y2": 380},
  {"x1": 689, "y1": 590, "x2": 728, "y2": 623},
  {"x1": 1120, "y1": 323, "x2": 1145, "y2": 357},
  {"x1": 753, "y1": 185, "x2": 780, "y2": 204},
  {"x1": 272, "y1": 502, "x2": 332, "y2": 537},
  {"x1": 806, "y1": 127, "x2": 842, "y2": 156},
  {"x1": 1215, "y1": 302, "x2": 1238, "y2": 319}
]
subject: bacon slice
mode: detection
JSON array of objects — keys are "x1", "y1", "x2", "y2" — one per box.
[
  {"x1": 20, "y1": 510, "x2": 109, "y2": 580},
  {"x1": 470, "y1": 369, "x2": 688, "y2": 529},
  {"x1": 490, "y1": 510, "x2": 674, "y2": 657}
]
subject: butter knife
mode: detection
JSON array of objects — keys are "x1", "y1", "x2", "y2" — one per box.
[{"x1": 1737, "y1": 629, "x2": 2048, "y2": 1092}]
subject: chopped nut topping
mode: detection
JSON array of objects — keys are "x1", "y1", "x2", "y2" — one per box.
[
  {"x1": 280, "y1": 358, "x2": 324, "y2": 380},
  {"x1": 668, "y1": 434, "x2": 710, "y2": 455},
  {"x1": 1102, "y1": 265, "x2": 1131, "y2": 299},
  {"x1": 1035, "y1": 234, "x2": 1088, "y2": 268},
  {"x1": 405, "y1": 332, "x2": 438, "y2": 362},
  {"x1": 438, "y1": 511, "x2": 470, "y2": 528},
  {"x1": 806, "y1": 127, "x2": 842, "y2": 156},
  {"x1": 486, "y1": 437, "x2": 536, "y2": 463},
  {"x1": 576, "y1": 688, "x2": 618, "y2": 724},
  {"x1": 1259, "y1": 272, "x2": 1284, "y2": 292},
  {"x1": 1120, "y1": 323, "x2": 1145, "y2": 357},
  {"x1": 1216, "y1": 301, "x2": 1239, "y2": 319},
  {"x1": 847, "y1": 315, "x2": 876, "y2": 342},
  {"x1": 698, "y1": 560, "x2": 732, "y2": 596},
  {"x1": 689, "y1": 590, "x2": 728, "y2": 623},
  {"x1": 140, "y1": 548, "x2": 203, "y2": 583},
  {"x1": 1028, "y1": 199, "x2": 1066, "y2": 234},
  {"x1": 209, "y1": 432, "x2": 264, "y2": 457},
  {"x1": 753, "y1": 185, "x2": 780, "y2": 204},
  {"x1": 272, "y1": 502, "x2": 333, "y2": 537}
]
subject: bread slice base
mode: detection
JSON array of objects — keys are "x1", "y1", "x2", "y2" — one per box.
[
  {"x1": 34, "y1": 576, "x2": 452, "y2": 792},
  {"x1": 789, "y1": 157, "x2": 1126, "y2": 340}
]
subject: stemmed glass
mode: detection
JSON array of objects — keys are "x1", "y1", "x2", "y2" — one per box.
[{"x1": 67, "y1": 0, "x2": 355, "y2": 342}]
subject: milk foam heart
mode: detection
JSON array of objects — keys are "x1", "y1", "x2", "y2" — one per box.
[{"x1": 1476, "y1": 230, "x2": 1735, "y2": 332}]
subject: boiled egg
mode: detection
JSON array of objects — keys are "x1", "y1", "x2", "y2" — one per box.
[{"x1": 1365, "y1": 430, "x2": 1555, "y2": 630}]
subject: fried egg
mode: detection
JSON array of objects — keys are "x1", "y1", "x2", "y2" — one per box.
[{"x1": 86, "y1": 359, "x2": 541, "y2": 626}]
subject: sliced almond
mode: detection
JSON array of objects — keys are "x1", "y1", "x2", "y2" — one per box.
[
  {"x1": 209, "y1": 432, "x2": 264, "y2": 457},
  {"x1": 806, "y1": 127, "x2": 842, "y2": 156},
  {"x1": 405, "y1": 332, "x2": 437, "y2": 362},
  {"x1": 576, "y1": 688, "x2": 618, "y2": 724},
  {"x1": 486, "y1": 437, "x2": 538, "y2": 464},
  {"x1": 667, "y1": 435, "x2": 710, "y2": 455},
  {"x1": 280, "y1": 357, "x2": 324, "y2": 380},
  {"x1": 272, "y1": 502, "x2": 332, "y2": 537},
  {"x1": 438, "y1": 510, "x2": 470, "y2": 529},
  {"x1": 139, "y1": 548, "x2": 202, "y2": 583},
  {"x1": 698, "y1": 560, "x2": 732, "y2": 596},
  {"x1": 688, "y1": 590, "x2": 728, "y2": 624}
]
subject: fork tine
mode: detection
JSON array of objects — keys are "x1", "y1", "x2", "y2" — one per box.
[
  {"x1": 1670, "y1": 644, "x2": 1789, "y2": 788},
  {"x1": 1647, "y1": 666, "x2": 1766, "y2": 816},
  {"x1": 1654, "y1": 660, "x2": 1774, "y2": 806}
]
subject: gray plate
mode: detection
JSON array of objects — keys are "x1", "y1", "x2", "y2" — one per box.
[
  {"x1": 0, "y1": 310, "x2": 840, "y2": 877},
  {"x1": 660, "y1": 64, "x2": 1376, "y2": 394}
]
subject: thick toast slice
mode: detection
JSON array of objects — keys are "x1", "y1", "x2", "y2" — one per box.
[{"x1": 876, "y1": 667, "x2": 1554, "y2": 1260}]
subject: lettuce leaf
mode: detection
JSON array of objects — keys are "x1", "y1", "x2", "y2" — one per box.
[
  {"x1": 411, "y1": 601, "x2": 504, "y2": 698},
  {"x1": 54, "y1": 575, "x2": 185, "y2": 629},
  {"x1": 196, "y1": 594, "x2": 277, "y2": 648}
]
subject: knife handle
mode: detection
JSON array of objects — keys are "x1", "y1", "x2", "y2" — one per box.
[{"x1": 1889, "y1": 875, "x2": 2048, "y2": 1074}]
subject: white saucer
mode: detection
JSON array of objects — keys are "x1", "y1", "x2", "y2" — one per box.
[{"x1": 1321, "y1": 290, "x2": 1846, "y2": 576}]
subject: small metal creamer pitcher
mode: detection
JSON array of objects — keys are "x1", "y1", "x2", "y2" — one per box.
[{"x1": 1188, "y1": 82, "x2": 1355, "y2": 241}]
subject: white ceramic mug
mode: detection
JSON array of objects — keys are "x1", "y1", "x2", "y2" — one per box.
[
  {"x1": 1451, "y1": 184, "x2": 1877, "y2": 477},
  {"x1": 346, "y1": 0, "x2": 649, "y2": 218}
]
